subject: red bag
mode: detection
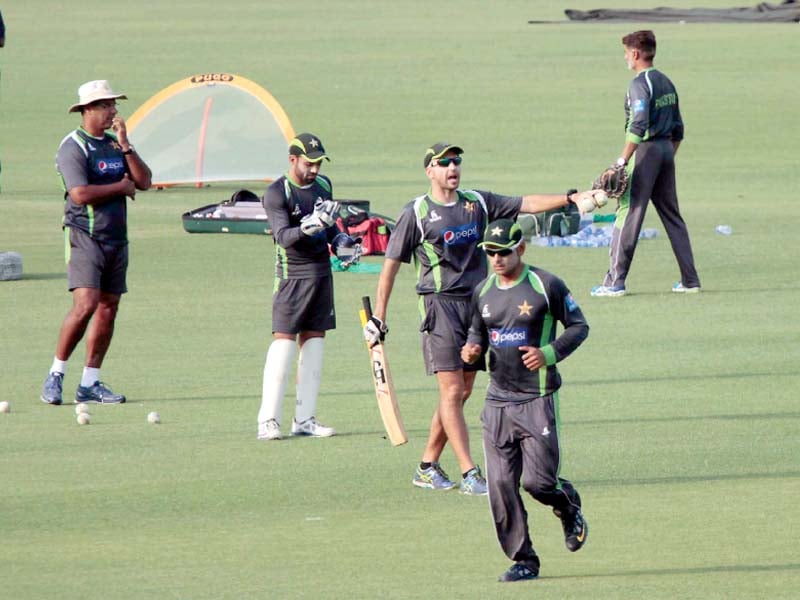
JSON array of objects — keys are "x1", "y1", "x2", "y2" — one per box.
[{"x1": 338, "y1": 216, "x2": 390, "y2": 255}]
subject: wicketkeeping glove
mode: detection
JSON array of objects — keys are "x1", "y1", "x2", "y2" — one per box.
[
  {"x1": 300, "y1": 213, "x2": 327, "y2": 236},
  {"x1": 315, "y1": 199, "x2": 340, "y2": 227},
  {"x1": 300, "y1": 200, "x2": 341, "y2": 236},
  {"x1": 593, "y1": 163, "x2": 629, "y2": 199},
  {"x1": 363, "y1": 315, "x2": 388, "y2": 347}
]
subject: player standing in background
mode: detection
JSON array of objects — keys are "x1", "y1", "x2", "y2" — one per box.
[
  {"x1": 364, "y1": 142, "x2": 604, "y2": 495},
  {"x1": 462, "y1": 219, "x2": 589, "y2": 582},
  {"x1": 256, "y1": 133, "x2": 342, "y2": 441},
  {"x1": 591, "y1": 30, "x2": 700, "y2": 297},
  {"x1": 41, "y1": 80, "x2": 152, "y2": 405}
]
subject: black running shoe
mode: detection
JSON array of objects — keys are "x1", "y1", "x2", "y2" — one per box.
[
  {"x1": 498, "y1": 561, "x2": 539, "y2": 582},
  {"x1": 554, "y1": 507, "x2": 588, "y2": 552}
]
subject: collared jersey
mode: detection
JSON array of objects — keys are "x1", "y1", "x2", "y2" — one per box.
[
  {"x1": 385, "y1": 189, "x2": 521, "y2": 297},
  {"x1": 625, "y1": 67, "x2": 684, "y2": 144},
  {"x1": 263, "y1": 174, "x2": 337, "y2": 279},
  {"x1": 56, "y1": 128, "x2": 129, "y2": 245},
  {"x1": 467, "y1": 265, "x2": 589, "y2": 405}
]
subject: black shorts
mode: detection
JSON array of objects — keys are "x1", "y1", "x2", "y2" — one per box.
[
  {"x1": 271, "y1": 275, "x2": 336, "y2": 334},
  {"x1": 420, "y1": 294, "x2": 485, "y2": 375},
  {"x1": 66, "y1": 227, "x2": 128, "y2": 294}
]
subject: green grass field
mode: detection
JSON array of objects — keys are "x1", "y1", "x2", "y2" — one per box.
[{"x1": 2, "y1": 1, "x2": 799, "y2": 598}]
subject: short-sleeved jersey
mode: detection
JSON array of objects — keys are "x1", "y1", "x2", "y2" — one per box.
[
  {"x1": 263, "y1": 174, "x2": 337, "y2": 280},
  {"x1": 385, "y1": 189, "x2": 521, "y2": 297},
  {"x1": 467, "y1": 265, "x2": 589, "y2": 405},
  {"x1": 625, "y1": 68, "x2": 684, "y2": 144},
  {"x1": 56, "y1": 128, "x2": 129, "y2": 245}
]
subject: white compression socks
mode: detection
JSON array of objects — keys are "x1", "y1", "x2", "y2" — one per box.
[
  {"x1": 257, "y1": 338, "x2": 297, "y2": 425},
  {"x1": 294, "y1": 337, "x2": 324, "y2": 423}
]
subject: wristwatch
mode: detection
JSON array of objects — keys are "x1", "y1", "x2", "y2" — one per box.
[
  {"x1": 566, "y1": 188, "x2": 578, "y2": 205},
  {"x1": 122, "y1": 145, "x2": 135, "y2": 155}
]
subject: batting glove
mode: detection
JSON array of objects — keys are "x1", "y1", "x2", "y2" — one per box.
[{"x1": 363, "y1": 316, "x2": 388, "y2": 347}]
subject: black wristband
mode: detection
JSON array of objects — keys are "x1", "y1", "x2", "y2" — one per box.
[{"x1": 566, "y1": 188, "x2": 578, "y2": 205}]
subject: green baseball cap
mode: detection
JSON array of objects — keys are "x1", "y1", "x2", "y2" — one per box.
[
  {"x1": 424, "y1": 142, "x2": 464, "y2": 167},
  {"x1": 479, "y1": 219, "x2": 523, "y2": 250}
]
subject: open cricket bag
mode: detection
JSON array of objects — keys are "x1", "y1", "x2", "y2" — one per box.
[
  {"x1": 335, "y1": 205, "x2": 393, "y2": 255},
  {"x1": 517, "y1": 203, "x2": 581, "y2": 238}
]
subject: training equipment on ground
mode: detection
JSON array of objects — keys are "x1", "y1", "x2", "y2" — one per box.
[
  {"x1": 127, "y1": 73, "x2": 295, "y2": 187},
  {"x1": 593, "y1": 164, "x2": 629, "y2": 199},
  {"x1": 359, "y1": 297, "x2": 407, "y2": 446},
  {"x1": 0, "y1": 251, "x2": 23, "y2": 281},
  {"x1": 331, "y1": 233, "x2": 363, "y2": 268},
  {"x1": 76, "y1": 413, "x2": 91, "y2": 425},
  {"x1": 0, "y1": 401, "x2": 10, "y2": 413},
  {"x1": 75, "y1": 403, "x2": 89, "y2": 415},
  {"x1": 147, "y1": 411, "x2": 161, "y2": 424}
]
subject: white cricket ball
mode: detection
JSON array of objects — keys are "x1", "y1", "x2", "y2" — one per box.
[
  {"x1": 147, "y1": 411, "x2": 161, "y2": 424},
  {"x1": 77, "y1": 412, "x2": 91, "y2": 425},
  {"x1": 0, "y1": 401, "x2": 10, "y2": 413},
  {"x1": 594, "y1": 191, "x2": 609, "y2": 205},
  {"x1": 75, "y1": 403, "x2": 90, "y2": 415}
]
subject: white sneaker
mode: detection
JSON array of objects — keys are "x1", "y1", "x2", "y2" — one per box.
[
  {"x1": 291, "y1": 417, "x2": 335, "y2": 438},
  {"x1": 672, "y1": 282, "x2": 701, "y2": 294},
  {"x1": 257, "y1": 419, "x2": 282, "y2": 440}
]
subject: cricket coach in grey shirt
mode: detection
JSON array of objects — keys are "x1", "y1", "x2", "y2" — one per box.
[{"x1": 41, "y1": 80, "x2": 151, "y2": 406}]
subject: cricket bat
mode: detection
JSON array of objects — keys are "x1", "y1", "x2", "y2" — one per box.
[{"x1": 359, "y1": 296, "x2": 408, "y2": 446}]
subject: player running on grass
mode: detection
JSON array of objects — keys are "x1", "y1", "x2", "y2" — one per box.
[
  {"x1": 364, "y1": 142, "x2": 604, "y2": 495},
  {"x1": 461, "y1": 219, "x2": 589, "y2": 582}
]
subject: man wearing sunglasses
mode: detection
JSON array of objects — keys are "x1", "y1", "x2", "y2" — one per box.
[
  {"x1": 461, "y1": 219, "x2": 589, "y2": 582},
  {"x1": 364, "y1": 142, "x2": 602, "y2": 496}
]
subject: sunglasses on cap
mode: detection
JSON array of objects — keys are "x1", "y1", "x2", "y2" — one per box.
[
  {"x1": 485, "y1": 247, "x2": 514, "y2": 257},
  {"x1": 434, "y1": 156, "x2": 462, "y2": 167}
]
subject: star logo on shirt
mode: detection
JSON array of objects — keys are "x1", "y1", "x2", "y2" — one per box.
[
  {"x1": 518, "y1": 300, "x2": 533, "y2": 316},
  {"x1": 464, "y1": 201, "x2": 475, "y2": 213},
  {"x1": 309, "y1": 138, "x2": 319, "y2": 148},
  {"x1": 490, "y1": 226, "x2": 503, "y2": 237}
]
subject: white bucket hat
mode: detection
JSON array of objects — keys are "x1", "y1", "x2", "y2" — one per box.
[{"x1": 68, "y1": 80, "x2": 127, "y2": 113}]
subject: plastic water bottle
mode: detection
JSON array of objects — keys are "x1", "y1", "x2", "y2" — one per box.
[
  {"x1": 715, "y1": 225, "x2": 732, "y2": 235},
  {"x1": 641, "y1": 228, "x2": 658, "y2": 239}
]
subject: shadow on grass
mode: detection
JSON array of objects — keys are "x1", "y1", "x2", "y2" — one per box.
[
  {"x1": 572, "y1": 410, "x2": 800, "y2": 427},
  {"x1": 547, "y1": 562, "x2": 800, "y2": 580},
  {"x1": 584, "y1": 469, "x2": 800, "y2": 487},
  {"x1": 8, "y1": 273, "x2": 65, "y2": 281}
]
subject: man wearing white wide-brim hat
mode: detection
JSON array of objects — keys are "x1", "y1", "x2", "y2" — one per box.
[{"x1": 40, "y1": 80, "x2": 152, "y2": 406}]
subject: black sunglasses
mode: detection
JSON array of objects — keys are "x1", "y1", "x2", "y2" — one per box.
[
  {"x1": 485, "y1": 247, "x2": 513, "y2": 257},
  {"x1": 435, "y1": 156, "x2": 462, "y2": 167}
]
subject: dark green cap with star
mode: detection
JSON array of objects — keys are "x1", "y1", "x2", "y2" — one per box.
[{"x1": 479, "y1": 218, "x2": 523, "y2": 250}]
